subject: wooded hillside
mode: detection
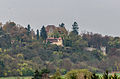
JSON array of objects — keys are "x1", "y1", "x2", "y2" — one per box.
[{"x1": 0, "y1": 21, "x2": 120, "y2": 77}]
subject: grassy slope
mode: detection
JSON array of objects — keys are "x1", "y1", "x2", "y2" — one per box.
[{"x1": 0, "y1": 77, "x2": 32, "y2": 79}]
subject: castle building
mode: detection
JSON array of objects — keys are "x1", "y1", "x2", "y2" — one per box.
[{"x1": 45, "y1": 25, "x2": 67, "y2": 46}]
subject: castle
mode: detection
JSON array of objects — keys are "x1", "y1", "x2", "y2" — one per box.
[{"x1": 45, "y1": 25, "x2": 67, "y2": 46}]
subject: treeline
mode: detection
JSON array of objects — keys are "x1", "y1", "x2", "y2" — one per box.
[
  {"x1": 32, "y1": 69, "x2": 120, "y2": 79},
  {"x1": 0, "y1": 21, "x2": 120, "y2": 77},
  {"x1": 1, "y1": 21, "x2": 120, "y2": 50}
]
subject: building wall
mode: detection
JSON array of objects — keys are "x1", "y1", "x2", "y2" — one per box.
[{"x1": 51, "y1": 39, "x2": 63, "y2": 46}]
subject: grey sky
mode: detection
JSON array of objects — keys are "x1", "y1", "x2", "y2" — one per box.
[{"x1": 0, "y1": 0, "x2": 120, "y2": 36}]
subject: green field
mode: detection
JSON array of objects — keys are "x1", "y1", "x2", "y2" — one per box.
[
  {"x1": 1, "y1": 73, "x2": 120, "y2": 79},
  {"x1": 0, "y1": 77, "x2": 32, "y2": 79},
  {"x1": 97, "y1": 73, "x2": 120, "y2": 77}
]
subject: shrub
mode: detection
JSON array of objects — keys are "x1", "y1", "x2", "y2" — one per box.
[{"x1": 65, "y1": 69, "x2": 92, "y2": 79}]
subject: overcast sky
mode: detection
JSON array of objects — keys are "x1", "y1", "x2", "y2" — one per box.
[{"x1": 0, "y1": 0, "x2": 120, "y2": 36}]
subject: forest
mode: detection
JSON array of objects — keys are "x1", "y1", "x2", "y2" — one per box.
[{"x1": 0, "y1": 21, "x2": 120, "y2": 78}]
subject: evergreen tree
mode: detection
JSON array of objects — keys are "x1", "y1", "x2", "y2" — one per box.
[
  {"x1": 40, "y1": 68, "x2": 50, "y2": 75},
  {"x1": 27, "y1": 24, "x2": 31, "y2": 36},
  {"x1": 70, "y1": 73, "x2": 77, "y2": 79},
  {"x1": 59, "y1": 23, "x2": 65, "y2": 27},
  {"x1": 40, "y1": 26, "x2": 47, "y2": 41},
  {"x1": 39, "y1": 69, "x2": 50, "y2": 79},
  {"x1": 0, "y1": 27, "x2": 4, "y2": 35},
  {"x1": 103, "y1": 70, "x2": 109, "y2": 79},
  {"x1": 91, "y1": 73, "x2": 99, "y2": 79},
  {"x1": 33, "y1": 70, "x2": 40, "y2": 79},
  {"x1": 113, "y1": 73, "x2": 118, "y2": 79},
  {"x1": 32, "y1": 69, "x2": 50, "y2": 79},
  {"x1": 0, "y1": 26, "x2": 2, "y2": 30},
  {"x1": 72, "y1": 22, "x2": 79, "y2": 35},
  {"x1": 63, "y1": 39, "x2": 72, "y2": 47},
  {"x1": 36, "y1": 29, "x2": 39, "y2": 40},
  {"x1": 84, "y1": 75, "x2": 87, "y2": 79}
]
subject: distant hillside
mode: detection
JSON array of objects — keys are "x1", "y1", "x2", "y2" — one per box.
[{"x1": 0, "y1": 21, "x2": 120, "y2": 77}]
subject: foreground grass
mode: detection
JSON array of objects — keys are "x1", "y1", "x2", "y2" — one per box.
[
  {"x1": 1, "y1": 73, "x2": 120, "y2": 79},
  {"x1": 97, "y1": 73, "x2": 120, "y2": 78},
  {"x1": 0, "y1": 77, "x2": 32, "y2": 79}
]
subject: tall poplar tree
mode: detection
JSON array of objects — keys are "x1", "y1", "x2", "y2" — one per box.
[
  {"x1": 36, "y1": 29, "x2": 39, "y2": 40},
  {"x1": 27, "y1": 24, "x2": 31, "y2": 36},
  {"x1": 40, "y1": 26, "x2": 47, "y2": 41}
]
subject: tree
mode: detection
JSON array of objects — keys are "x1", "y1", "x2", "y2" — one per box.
[
  {"x1": 103, "y1": 70, "x2": 109, "y2": 79},
  {"x1": 33, "y1": 70, "x2": 40, "y2": 79},
  {"x1": 36, "y1": 29, "x2": 39, "y2": 40},
  {"x1": 3, "y1": 21, "x2": 16, "y2": 33},
  {"x1": 63, "y1": 36, "x2": 72, "y2": 47},
  {"x1": 91, "y1": 73, "x2": 99, "y2": 79},
  {"x1": 84, "y1": 75, "x2": 87, "y2": 79},
  {"x1": 59, "y1": 23, "x2": 65, "y2": 27},
  {"x1": 0, "y1": 26, "x2": 4, "y2": 35},
  {"x1": 113, "y1": 73, "x2": 118, "y2": 79},
  {"x1": 0, "y1": 22, "x2": 2, "y2": 30},
  {"x1": 65, "y1": 69, "x2": 92, "y2": 79},
  {"x1": 40, "y1": 68, "x2": 50, "y2": 75},
  {"x1": 40, "y1": 26, "x2": 47, "y2": 41},
  {"x1": 51, "y1": 68, "x2": 61, "y2": 79},
  {"x1": 70, "y1": 73, "x2": 77, "y2": 79},
  {"x1": 27, "y1": 24, "x2": 31, "y2": 36},
  {"x1": 39, "y1": 69, "x2": 50, "y2": 79},
  {"x1": 72, "y1": 22, "x2": 79, "y2": 35}
]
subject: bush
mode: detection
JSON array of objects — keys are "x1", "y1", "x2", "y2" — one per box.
[{"x1": 65, "y1": 69, "x2": 92, "y2": 79}]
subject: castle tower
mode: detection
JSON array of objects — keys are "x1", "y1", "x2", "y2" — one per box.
[{"x1": 100, "y1": 46, "x2": 107, "y2": 56}]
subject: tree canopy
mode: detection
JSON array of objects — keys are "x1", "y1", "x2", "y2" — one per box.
[{"x1": 72, "y1": 22, "x2": 79, "y2": 35}]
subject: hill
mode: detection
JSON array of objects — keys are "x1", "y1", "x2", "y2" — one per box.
[{"x1": 0, "y1": 21, "x2": 120, "y2": 77}]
